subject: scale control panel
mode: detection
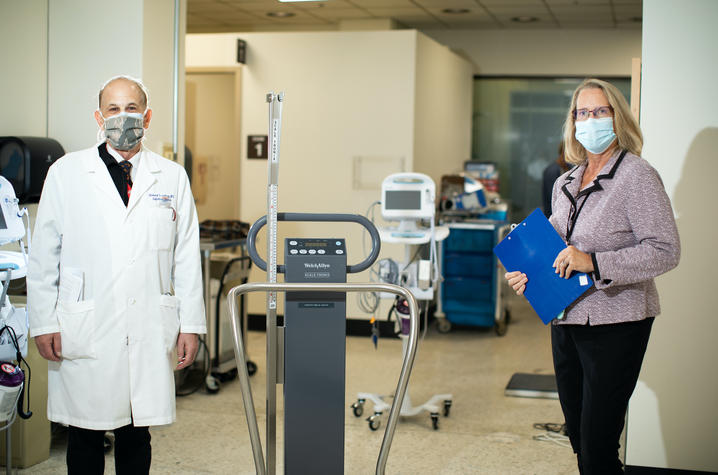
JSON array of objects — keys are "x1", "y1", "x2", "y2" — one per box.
[
  {"x1": 285, "y1": 238, "x2": 347, "y2": 283},
  {"x1": 287, "y1": 238, "x2": 345, "y2": 256}
]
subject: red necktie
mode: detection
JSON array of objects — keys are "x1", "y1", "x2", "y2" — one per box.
[{"x1": 118, "y1": 160, "x2": 133, "y2": 199}]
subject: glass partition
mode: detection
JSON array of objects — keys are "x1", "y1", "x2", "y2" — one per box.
[{"x1": 472, "y1": 77, "x2": 631, "y2": 221}]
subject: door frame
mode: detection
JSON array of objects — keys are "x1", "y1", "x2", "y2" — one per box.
[{"x1": 185, "y1": 66, "x2": 242, "y2": 218}]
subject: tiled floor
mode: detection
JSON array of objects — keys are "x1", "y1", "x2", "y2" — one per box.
[{"x1": 20, "y1": 295, "x2": 579, "y2": 474}]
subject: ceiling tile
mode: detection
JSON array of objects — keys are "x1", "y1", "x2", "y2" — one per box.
[
  {"x1": 484, "y1": 6, "x2": 551, "y2": 16},
  {"x1": 197, "y1": 10, "x2": 263, "y2": 22},
  {"x1": 413, "y1": 0, "x2": 479, "y2": 8},
  {"x1": 189, "y1": 2, "x2": 242, "y2": 13},
  {"x1": 559, "y1": 21, "x2": 615, "y2": 28},
  {"x1": 613, "y1": 5, "x2": 642, "y2": 20},
  {"x1": 478, "y1": 0, "x2": 545, "y2": 5},
  {"x1": 230, "y1": 2, "x2": 298, "y2": 12},
  {"x1": 186, "y1": 0, "x2": 643, "y2": 31},
  {"x1": 308, "y1": 8, "x2": 373, "y2": 19},
  {"x1": 391, "y1": 18, "x2": 445, "y2": 28},
  {"x1": 491, "y1": 13, "x2": 557, "y2": 26},
  {"x1": 424, "y1": 7, "x2": 493, "y2": 21},
  {"x1": 362, "y1": 6, "x2": 430, "y2": 17},
  {"x1": 187, "y1": 14, "x2": 223, "y2": 25},
  {"x1": 549, "y1": 5, "x2": 613, "y2": 21},
  {"x1": 223, "y1": 0, "x2": 273, "y2": 4},
  {"x1": 544, "y1": 0, "x2": 611, "y2": 4},
  {"x1": 344, "y1": 0, "x2": 415, "y2": 7},
  {"x1": 290, "y1": 0, "x2": 358, "y2": 9}
]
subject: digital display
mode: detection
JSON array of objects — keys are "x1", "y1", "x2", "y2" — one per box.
[
  {"x1": 385, "y1": 190, "x2": 421, "y2": 210},
  {"x1": 305, "y1": 242, "x2": 327, "y2": 247}
]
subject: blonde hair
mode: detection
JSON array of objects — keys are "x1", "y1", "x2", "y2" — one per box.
[
  {"x1": 562, "y1": 78, "x2": 642, "y2": 165},
  {"x1": 98, "y1": 75, "x2": 149, "y2": 109}
]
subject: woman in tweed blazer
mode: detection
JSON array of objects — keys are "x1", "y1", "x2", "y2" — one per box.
[{"x1": 506, "y1": 78, "x2": 680, "y2": 475}]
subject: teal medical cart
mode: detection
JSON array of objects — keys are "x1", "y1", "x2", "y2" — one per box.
[{"x1": 437, "y1": 221, "x2": 510, "y2": 335}]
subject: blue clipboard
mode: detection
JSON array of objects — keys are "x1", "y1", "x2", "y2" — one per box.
[{"x1": 493, "y1": 208, "x2": 594, "y2": 324}]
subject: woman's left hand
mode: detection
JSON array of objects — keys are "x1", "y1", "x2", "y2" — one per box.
[{"x1": 553, "y1": 246, "x2": 594, "y2": 279}]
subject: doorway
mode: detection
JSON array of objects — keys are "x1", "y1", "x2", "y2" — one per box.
[{"x1": 185, "y1": 69, "x2": 241, "y2": 220}]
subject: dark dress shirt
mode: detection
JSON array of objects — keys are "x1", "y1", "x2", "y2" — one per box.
[{"x1": 97, "y1": 142, "x2": 130, "y2": 206}]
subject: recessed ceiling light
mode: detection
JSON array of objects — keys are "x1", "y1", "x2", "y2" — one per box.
[
  {"x1": 267, "y1": 11, "x2": 296, "y2": 18},
  {"x1": 511, "y1": 16, "x2": 538, "y2": 23},
  {"x1": 442, "y1": 8, "x2": 470, "y2": 14}
]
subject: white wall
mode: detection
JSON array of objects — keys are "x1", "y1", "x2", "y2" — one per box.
[
  {"x1": 47, "y1": 0, "x2": 179, "y2": 155},
  {"x1": 47, "y1": 0, "x2": 144, "y2": 152},
  {"x1": 0, "y1": 1, "x2": 181, "y2": 157},
  {"x1": 0, "y1": 0, "x2": 48, "y2": 137},
  {"x1": 625, "y1": 0, "x2": 718, "y2": 471},
  {"x1": 188, "y1": 31, "x2": 417, "y2": 316},
  {"x1": 186, "y1": 31, "x2": 473, "y2": 316},
  {"x1": 424, "y1": 29, "x2": 641, "y2": 76},
  {"x1": 413, "y1": 32, "x2": 473, "y2": 182}
]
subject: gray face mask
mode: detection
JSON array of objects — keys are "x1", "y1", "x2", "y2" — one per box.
[{"x1": 102, "y1": 111, "x2": 145, "y2": 151}]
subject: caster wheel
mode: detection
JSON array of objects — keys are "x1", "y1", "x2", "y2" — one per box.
[
  {"x1": 431, "y1": 413, "x2": 439, "y2": 430},
  {"x1": 437, "y1": 318, "x2": 452, "y2": 333},
  {"x1": 103, "y1": 434, "x2": 113, "y2": 454},
  {"x1": 214, "y1": 368, "x2": 238, "y2": 383},
  {"x1": 443, "y1": 400, "x2": 452, "y2": 417},
  {"x1": 205, "y1": 375, "x2": 220, "y2": 394},
  {"x1": 247, "y1": 360, "x2": 258, "y2": 376},
  {"x1": 351, "y1": 401, "x2": 364, "y2": 418},
  {"x1": 367, "y1": 414, "x2": 381, "y2": 431},
  {"x1": 495, "y1": 308, "x2": 509, "y2": 336}
]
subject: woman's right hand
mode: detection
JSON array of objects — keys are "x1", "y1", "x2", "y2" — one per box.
[{"x1": 505, "y1": 271, "x2": 528, "y2": 296}]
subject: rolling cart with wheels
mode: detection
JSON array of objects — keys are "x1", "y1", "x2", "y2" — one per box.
[
  {"x1": 437, "y1": 221, "x2": 511, "y2": 335},
  {"x1": 176, "y1": 239, "x2": 256, "y2": 396},
  {"x1": 352, "y1": 299, "x2": 453, "y2": 431}
]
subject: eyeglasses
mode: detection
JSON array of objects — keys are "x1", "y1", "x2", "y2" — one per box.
[{"x1": 573, "y1": 105, "x2": 613, "y2": 121}]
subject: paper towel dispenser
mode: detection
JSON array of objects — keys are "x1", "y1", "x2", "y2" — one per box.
[{"x1": 0, "y1": 136, "x2": 64, "y2": 204}]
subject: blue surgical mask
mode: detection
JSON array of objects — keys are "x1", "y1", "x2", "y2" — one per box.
[{"x1": 575, "y1": 117, "x2": 616, "y2": 154}]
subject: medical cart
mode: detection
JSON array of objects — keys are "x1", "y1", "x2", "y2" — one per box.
[{"x1": 437, "y1": 220, "x2": 510, "y2": 335}]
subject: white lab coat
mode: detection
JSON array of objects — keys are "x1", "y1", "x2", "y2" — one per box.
[{"x1": 27, "y1": 145, "x2": 206, "y2": 430}]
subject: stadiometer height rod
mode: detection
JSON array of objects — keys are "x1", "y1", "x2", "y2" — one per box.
[{"x1": 265, "y1": 91, "x2": 284, "y2": 474}]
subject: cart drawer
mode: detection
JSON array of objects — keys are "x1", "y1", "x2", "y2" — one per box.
[
  {"x1": 443, "y1": 300, "x2": 494, "y2": 317},
  {"x1": 444, "y1": 252, "x2": 493, "y2": 277},
  {"x1": 444, "y1": 310, "x2": 495, "y2": 328},
  {"x1": 445, "y1": 228, "x2": 494, "y2": 252},
  {"x1": 443, "y1": 277, "x2": 492, "y2": 302}
]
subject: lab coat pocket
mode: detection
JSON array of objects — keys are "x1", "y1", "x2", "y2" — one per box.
[
  {"x1": 56, "y1": 300, "x2": 96, "y2": 360},
  {"x1": 159, "y1": 294, "x2": 181, "y2": 353},
  {"x1": 149, "y1": 207, "x2": 176, "y2": 251}
]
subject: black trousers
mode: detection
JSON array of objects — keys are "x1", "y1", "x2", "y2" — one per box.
[
  {"x1": 67, "y1": 424, "x2": 151, "y2": 475},
  {"x1": 551, "y1": 318, "x2": 653, "y2": 475}
]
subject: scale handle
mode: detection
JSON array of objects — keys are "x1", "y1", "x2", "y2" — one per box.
[{"x1": 246, "y1": 212, "x2": 381, "y2": 274}]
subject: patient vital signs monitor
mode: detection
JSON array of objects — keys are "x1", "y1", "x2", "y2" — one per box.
[{"x1": 381, "y1": 173, "x2": 435, "y2": 224}]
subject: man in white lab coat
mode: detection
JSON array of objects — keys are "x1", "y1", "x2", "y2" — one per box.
[{"x1": 27, "y1": 76, "x2": 206, "y2": 474}]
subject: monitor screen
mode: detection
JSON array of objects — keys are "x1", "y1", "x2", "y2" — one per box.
[{"x1": 384, "y1": 190, "x2": 421, "y2": 210}]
